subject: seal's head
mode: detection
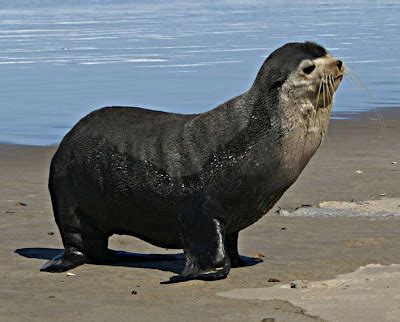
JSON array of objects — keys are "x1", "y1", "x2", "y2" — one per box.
[{"x1": 254, "y1": 41, "x2": 345, "y2": 110}]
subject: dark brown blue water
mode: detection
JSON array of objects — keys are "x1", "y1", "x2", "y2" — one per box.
[{"x1": 0, "y1": 0, "x2": 399, "y2": 145}]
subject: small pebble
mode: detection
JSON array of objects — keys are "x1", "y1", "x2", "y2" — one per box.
[
  {"x1": 281, "y1": 227, "x2": 287, "y2": 231},
  {"x1": 66, "y1": 272, "x2": 75, "y2": 276},
  {"x1": 261, "y1": 318, "x2": 275, "y2": 322},
  {"x1": 392, "y1": 161, "x2": 397, "y2": 164},
  {"x1": 48, "y1": 295, "x2": 55, "y2": 298},
  {"x1": 354, "y1": 170, "x2": 363, "y2": 174},
  {"x1": 255, "y1": 253, "x2": 265, "y2": 259},
  {"x1": 5, "y1": 210, "x2": 15, "y2": 214},
  {"x1": 131, "y1": 290, "x2": 138, "y2": 295},
  {"x1": 48, "y1": 232, "x2": 55, "y2": 236},
  {"x1": 378, "y1": 193, "x2": 386, "y2": 197},
  {"x1": 16, "y1": 202, "x2": 27, "y2": 206},
  {"x1": 268, "y1": 278, "x2": 281, "y2": 283}
]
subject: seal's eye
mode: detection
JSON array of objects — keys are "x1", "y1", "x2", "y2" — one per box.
[{"x1": 302, "y1": 64, "x2": 316, "y2": 74}]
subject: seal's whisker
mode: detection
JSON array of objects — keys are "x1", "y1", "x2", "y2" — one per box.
[
  {"x1": 344, "y1": 69, "x2": 357, "y2": 85},
  {"x1": 374, "y1": 106, "x2": 387, "y2": 136},
  {"x1": 332, "y1": 75, "x2": 336, "y2": 99},
  {"x1": 329, "y1": 74, "x2": 335, "y2": 102},
  {"x1": 327, "y1": 74, "x2": 335, "y2": 103},
  {"x1": 328, "y1": 75, "x2": 332, "y2": 94},
  {"x1": 345, "y1": 69, "x2": 372, "y2": 99},
  {"x1": 316, "y1": 77, "x2": 323, "y2": 108},
  {"x1": 346, "y1": 69, "x2": 386, "y2": 133},
  {"x1": 324, "y1": 74, "x2": 332, "y2": 105},
  {"x1": 325, "y1": 76, "x2": 329, "y2": 107},
  {"x1": 323, "y1": 75, "x2": 330, "y2": 105},
  {"x1": 326, "y1": 78, "x2": 332, "y2": 105}
]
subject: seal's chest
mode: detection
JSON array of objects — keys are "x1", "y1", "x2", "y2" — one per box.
[{"x1": 279, "y1": 113, "x2": 328, "y2": 175}]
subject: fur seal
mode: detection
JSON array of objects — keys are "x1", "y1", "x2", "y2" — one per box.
[{"x1": 41, "y1": 42, "x2": 345, "y2": 283}]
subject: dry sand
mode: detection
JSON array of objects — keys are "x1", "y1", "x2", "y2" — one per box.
[{"x1": 1, "y1": 108, "x2": 399, "y2": 321}]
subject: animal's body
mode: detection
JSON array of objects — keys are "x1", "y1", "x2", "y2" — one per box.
[{"x1": 41, "y1": 42, "x2": 345, "y2": 283}]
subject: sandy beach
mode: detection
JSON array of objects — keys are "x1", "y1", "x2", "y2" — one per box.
[{"x1": 1, "y1": 108, "x2": 400, "y2": 321}]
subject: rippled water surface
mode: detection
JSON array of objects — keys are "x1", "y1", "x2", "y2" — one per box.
[{"x1": 0, "y1": 0, "x2": 399, "y2": 145}]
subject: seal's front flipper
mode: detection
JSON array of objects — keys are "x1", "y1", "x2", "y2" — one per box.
[
  {"x1": 40, "y1": 247, "x2": 86, "y2": 273},
  {"x1": 162, "y1": 217, "x2": 230, "y2": 284},
  {"x1": 226, "y1": 231, "x2": 263, "y2": 268},
  {"x1": 161, "y1": 264, "x2": 230, "y2": 284}
]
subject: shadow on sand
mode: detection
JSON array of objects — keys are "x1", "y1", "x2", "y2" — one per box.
[
  {"x1": 15, "y1": 247, "x2": 185, "y2": 273},
  {"x1": 15, "y1": 248, "x2": 262, "y2": 274}
]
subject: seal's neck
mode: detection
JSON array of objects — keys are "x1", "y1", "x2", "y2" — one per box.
[
  {"x1": 186, "y1": 86, "x2": 284, "y2": 153},
  {"x1": 193, "y1": 86, "x2": 282, "y2": 138},
  {"x1": 181, "y1": 86, "x2": 331, "y2": 180}
]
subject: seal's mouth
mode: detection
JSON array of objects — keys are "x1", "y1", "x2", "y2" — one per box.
[
  {"x1": 305, "y1": 55, "x2": 345, "y2": 109},
  {"x1": 335, "y1": 74, "x2": 344, "y2": 81}
]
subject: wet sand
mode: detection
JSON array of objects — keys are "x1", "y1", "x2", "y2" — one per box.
[{"x1": 1, "y1": 108, "x2": 400, "y2": 321}]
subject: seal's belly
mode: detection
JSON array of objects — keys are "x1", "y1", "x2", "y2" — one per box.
[{"x1": 74, "y1": 180, "x2": 184, "y2": 248}]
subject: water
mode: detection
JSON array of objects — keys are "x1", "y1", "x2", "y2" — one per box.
[{"x1": 0, "y1": 0, "x2": 399, "y2": 145}]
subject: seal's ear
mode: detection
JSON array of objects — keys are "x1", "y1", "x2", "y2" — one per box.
[{"x1": 270, "y1": 76, "x2": 286, "y2": 90}]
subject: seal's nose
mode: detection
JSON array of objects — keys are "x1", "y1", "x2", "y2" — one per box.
[{"x1": 336, "y1": 60, "x2": 343, "y2": 70}]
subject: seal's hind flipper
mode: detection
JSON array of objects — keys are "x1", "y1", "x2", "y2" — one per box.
[{"x1": 40, "y1": 247, "x2": 86, "y2": 273}]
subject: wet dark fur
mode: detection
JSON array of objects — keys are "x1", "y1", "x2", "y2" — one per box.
[{"x1": 42, "y1": 42, "x2": 328, "y2": 283}]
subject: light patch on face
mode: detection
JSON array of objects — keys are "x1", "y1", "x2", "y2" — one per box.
[
  {"x1": 277, "y1": 53, "x2": 345, "y2": 163},
  {"x1": 280, "y1": 54, "x2": 345, "y2": 114}
]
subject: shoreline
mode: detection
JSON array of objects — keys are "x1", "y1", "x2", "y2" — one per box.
[{"x1": 1, "y1": 106, "x2": 399, "y2": 149}]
